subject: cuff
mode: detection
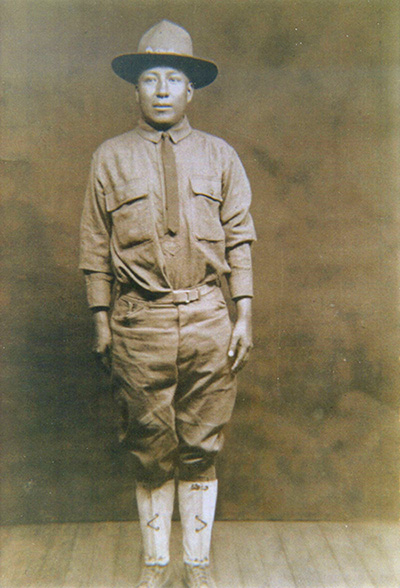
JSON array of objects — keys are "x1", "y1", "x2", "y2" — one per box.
[
  {"x1": 228, "y1": 270, "x2": 254, "y2": 299},
  {"x1": 226, "y1": 242, "x2": 253, "y2": 299},
  {"x1": 84, "y1": 271, "x2": 114, "y2": 308}
]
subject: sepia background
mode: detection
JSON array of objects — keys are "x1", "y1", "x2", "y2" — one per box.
[{"x1": 1, "y1": 0, "x2": 399, "y2": 525}]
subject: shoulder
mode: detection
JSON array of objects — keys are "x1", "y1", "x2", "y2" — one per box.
[
  {"x1": 188, "y1": 129, "x2": 240, "y2": 170},
  {"x1": 190, "y1": 128, "x2": 236, "y2": 153},
  {"x1": 93, "y1": 129, "x2": 141, "y2": 161}
]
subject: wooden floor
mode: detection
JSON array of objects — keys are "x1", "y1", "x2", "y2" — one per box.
[{"x1": 1, "y1": 521, "x2": 399, "y2": 587}]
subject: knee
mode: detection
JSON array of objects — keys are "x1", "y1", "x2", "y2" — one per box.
[{"x1": 178, "y1": 444, "x2": 218, "y2": 481}]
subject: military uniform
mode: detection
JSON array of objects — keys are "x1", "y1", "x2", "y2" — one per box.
[
  {"x1": 79, "y1": 20, "x2": 255, "y2": 588},
  {"x1": 80, "y1": 114, "x2": 255, "y2": 486}
]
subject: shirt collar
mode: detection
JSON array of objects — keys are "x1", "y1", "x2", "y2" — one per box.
[{"x1": 136, "y1": 116, "x2": 192, "y2": 144}]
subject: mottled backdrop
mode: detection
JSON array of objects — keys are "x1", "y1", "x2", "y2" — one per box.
[{"x1": 1, "y1": 0, "x2": 399, "y2": 524}]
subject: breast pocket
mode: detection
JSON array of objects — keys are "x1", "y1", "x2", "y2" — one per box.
[
  {"x1": 190, "y1": 176, "x2": 225, "y2": 242},
  {"x1": 105, "y1": 178, "x2": 153, "y2": 248}
]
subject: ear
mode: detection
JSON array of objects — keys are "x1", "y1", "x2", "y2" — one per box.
[
  {"x1": 187, "y1": 82, "x2": 194, "y2": 104},
  {"x1": 135, "y1": 86, "x2": 140, "y2": 103}
]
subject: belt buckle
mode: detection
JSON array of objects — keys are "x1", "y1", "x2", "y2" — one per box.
[{"x1": 172, "y1": 288, "x2": 199, "y2": 304}]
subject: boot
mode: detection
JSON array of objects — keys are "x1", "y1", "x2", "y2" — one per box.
[
  {"x1": 183, "y1": 562, "x2": 216, "y2": 588},
  {"x1": 178, "y1": 479, "x2": 218, "y2": 587},
  {"x1": 136, "y1": 478, "x2": 175, "y2": 573},
  {"x1": 135, "y1": 563, "x2": 171, "y2": 588}
]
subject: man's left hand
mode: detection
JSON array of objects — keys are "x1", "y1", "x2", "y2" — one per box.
[{"x1": 228, "y1": 297, "x2": 253, "y2": 374}]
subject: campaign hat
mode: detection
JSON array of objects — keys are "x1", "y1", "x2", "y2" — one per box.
[{"x1": 111, "y1": 20, "x2": 218, "y2": 89}]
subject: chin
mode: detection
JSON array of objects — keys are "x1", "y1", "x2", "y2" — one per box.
[
  {"x1": 149, "y1": 117, "x2": 178, "y2": 130},
  {"x1": 156, "y1": 114, "x2": 176, "y2": 124}
]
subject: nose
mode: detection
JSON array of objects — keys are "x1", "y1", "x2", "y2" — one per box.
[{"x1": 156, "y1": 76, "x2": 169, "y2": 97}]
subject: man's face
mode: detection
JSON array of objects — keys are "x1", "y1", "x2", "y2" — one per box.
[{"x1": 136, "y1": 66, "x2": 194, "y2": 129}]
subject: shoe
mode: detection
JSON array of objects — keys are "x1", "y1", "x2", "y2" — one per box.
[
  {"x1": 183, "y1": 563, "x2": 216, "y2": 588},
  {"x1": 135, "y1": 564, "x2": 171, "y2": 588}
]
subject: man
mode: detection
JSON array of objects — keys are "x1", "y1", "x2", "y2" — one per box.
[{"x1": 79, "y1": 20, "x2": 256, "y2": 588}]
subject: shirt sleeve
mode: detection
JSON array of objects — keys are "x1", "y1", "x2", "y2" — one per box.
[
  {"x1": 79, "y1": 152, "x2": 114, "y2": 307},
  {"x1": 84, "y1": 271, "x2": 115, "y2": 309},
  {"x1": 220, "y1": 147, "x2": 256, "y2": 249},
  {"x1": 221, "y1": 146, "x2": 256, "y2": 299},
  {"x1": 226, "y1": 242, "x2": 253, "y2": 299}
]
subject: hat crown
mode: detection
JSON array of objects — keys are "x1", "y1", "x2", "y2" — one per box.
[{"x1": 138, "y1": 20, "x2": 193, "y2": 56}]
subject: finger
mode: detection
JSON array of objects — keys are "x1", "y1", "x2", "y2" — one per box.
[
  {"x1": 232, "y1": 341, "x2": 253, "y2": 373},
  {"x1": 231, "y1": 344, "x2": 248, "y2": 373},
  {"x1": 92, "y1": 346, "x2": 112, "y2": 371},
  {"x1": 100, "y1": 354, "x2": 112, "y2": 373},
  {"x1": 228, "y1": 333, "x2": 239, "y2": 359},
  {"x1": 232, "y1": 354, "x2": 249, "y2": 374}
]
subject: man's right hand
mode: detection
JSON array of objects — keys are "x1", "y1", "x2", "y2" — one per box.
[{"x1": 92, "y1": 309, "x2": 112, "y2": 373}]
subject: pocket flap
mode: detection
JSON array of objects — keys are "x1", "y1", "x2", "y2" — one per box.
[
  {"x1": 105, "y1": 178, "x2": 148, "y2": 212},
  {"x1": 190, "y1": 176, "x2": 222, "y2": 202}
]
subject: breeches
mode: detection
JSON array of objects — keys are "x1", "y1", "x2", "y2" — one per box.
[{"x1": 110, "y1": 286, "x2": 236, "y2": 488}]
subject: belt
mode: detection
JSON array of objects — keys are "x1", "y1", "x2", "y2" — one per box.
[{"x1": 120, "y1": 280, "x2": 219, "y2": 305}]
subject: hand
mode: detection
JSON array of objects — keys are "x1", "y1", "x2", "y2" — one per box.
[
  {"x1": 92, "y1": 310, "x2": 112, "y2": 373},
  {"x1": 228, "y1": 297, "x2": 253, "y2": 374}
]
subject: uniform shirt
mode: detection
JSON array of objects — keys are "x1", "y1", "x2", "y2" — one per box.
[{"x1": 79, "y1": 116, "x2": 256, "y2": 308}]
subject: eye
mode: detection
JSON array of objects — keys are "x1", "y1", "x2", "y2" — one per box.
[{"x1": 141, "y1": 75, "x2": 157, "y2": 84}]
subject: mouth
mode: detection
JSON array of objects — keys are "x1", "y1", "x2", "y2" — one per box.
[{"x1": 153, "y1": 104, "x2": 172, "y2": 111}]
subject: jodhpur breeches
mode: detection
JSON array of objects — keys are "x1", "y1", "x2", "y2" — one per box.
[{"x1": 110, "y1": 285, "x2": 236, "y2": 488}]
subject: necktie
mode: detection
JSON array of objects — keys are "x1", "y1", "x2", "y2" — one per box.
[{"x1": 161, "y1": 132, "x2": 179, "y2": 235}]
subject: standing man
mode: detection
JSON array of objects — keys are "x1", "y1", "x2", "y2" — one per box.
[{"x1": 79, "y1": 20, "x2": 256, "y2": 588}]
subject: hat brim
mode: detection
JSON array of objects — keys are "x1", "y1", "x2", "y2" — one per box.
[{"x1": 111, "y1": 53, "x2": 218, "y2": 89}]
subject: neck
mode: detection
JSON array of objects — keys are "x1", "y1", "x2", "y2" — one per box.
[{"x1": 143, "y1": 116, "x2": 185, "y2": 132}]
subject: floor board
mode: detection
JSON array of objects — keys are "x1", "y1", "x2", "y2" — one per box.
[
  {"x1": 346, "y1": 523, "x2": 399, "y2": 588},
  {"x1": 367, "y1": 521, "x2": 400, "y2": 584},
  {"x1": 31, "y1": 523, "x2": 77, "y2": 587},
  {"x1": 231, "y1": 522, "x2": 269, "y2": 588},
  {"x1": 15, "y1": 525, "x2": 58, "y2": 587},
  {"x1": 319, "y1": 522, "x2": 375, "y2": 588},
  {"x1": 63, "y1": 523, "x2": 99, "y2": 587},
  {"x1": 212, "y1": 519, "x2": 243, "y2": 587},
  {"x1": 112, "y1": 522, "x2": 142, "y2": 588},
  {"x1": 88, "y1": 522, "x2": 120, "y2": 587},
  {"x1": 299, "y1": 522, "x2": 347, "y2": 588},
  {"x1": 1, "y1": 521, "x2": 399, "y2": 587},
  {"x1": 244, "y1": 521, "x2": 296, "y2": 588},
  {"x1": 275, "y1": 522, "x2": 324, "y2": 587}
]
